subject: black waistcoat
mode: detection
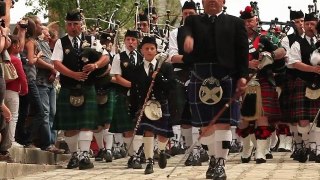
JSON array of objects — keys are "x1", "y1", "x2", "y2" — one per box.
[{"x1": 60, "y1": 35, "x2": 92, "y2": 88}]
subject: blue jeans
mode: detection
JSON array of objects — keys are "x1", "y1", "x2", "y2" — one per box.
[
  {"x1": 27, "y1": 80, "x2": 48, "y2": 149},
  {"x1": 37, "y1": 85, "x2": 57, "y2": 145}
]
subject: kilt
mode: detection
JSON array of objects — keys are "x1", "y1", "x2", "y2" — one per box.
[
  {"x1": 96, "y1": 89, "x2": 113, "y2": 126},
  {"x1": 138, "y1": 100, "x2": 174, "y2": 138},
  {"x1": 109, "y1": 87, "x2": 134, "y2": 133},
  {"x1": 289, "y1": 78, "x2": 320, "y2": 123},
  {"x1": 258, "y1": 76, "x2": 282, "y2": 123},
  {"x1": 187, "y1": 63, "x2": 238, "y2": 127},
  {"x1": 168, "y1": 69, "x2": 192, "y2": 126},
  {"x1": 53, "y1": 86, "x2": 99, "y2": 130},
  {"x1": 278, "y1": 74, "x2": 295, "y2": 122}
]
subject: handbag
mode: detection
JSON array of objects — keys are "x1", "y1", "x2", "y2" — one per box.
[{"x1": 0, "y1": 52, "x2": 18, "y2": 83}]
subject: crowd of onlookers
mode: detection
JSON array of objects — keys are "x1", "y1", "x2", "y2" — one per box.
[{"x1": 0, "y1": 15, "x2": 63, "y2": 163}]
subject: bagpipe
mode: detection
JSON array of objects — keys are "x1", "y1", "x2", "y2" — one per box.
[{"x1": 75, "y1": 3, "x2": 123, "y2": 105}]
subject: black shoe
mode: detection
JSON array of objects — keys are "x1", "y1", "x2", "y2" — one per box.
[
  {"x1": 266, "y1": 153, "x2": 273, "y2": 159},
  {"x1": 297, "y1": 147, "x2": 308, "y2": 163},
  {"x1": 256, "y1": 158, "x2": 266, "y2": 164},
  {"x1": 241, "y1": 156, "x2": 251, "y2": 163},
  {"x1": 127, "y1": 156, "x2": 134, "y2": 168},
  {"x1": 229, "y1": 140, "x2": 242, "y2": 153},
  {"x1": 278, "y1": 148, "x2": 287, "y2": 152},
  {"x1": 192, "y1": 154, "x2": 202, "y2": 166},
  {"x1": 144, "y1": 158, "x2": 154, "y2": 174},
  {"x1": 199, "y1": 148, "x2": 209, "y2": 162},
  {"x1": 153, "y1": 149, "x2": 159, "y2": 160},
  {"x1": 113, "y1": 149, "x2": 122, "y2": 159},
  {"x1": 140, "y1": 150, "x2": 146, "y2": 164},
  {"x1": 213, "y1": 164, "x2": 227, "y2": 180},
  {"x1": 94, "y1": 149, "x2": 105, "y2": 161},
  {"x1": 315, "y1": 154, "x2": 320, "y2": 163},
  {"x1": 105, "y1": 149, "x2": 113, "y2": 162},
  {"x1": 206, "y1": 156, "x2": 216, "y2": 179},
  {"x1": 309, "y1": 150, "x2": 316, "y2": 162},
  {"x1": 158, "y1": 150, "x2": 167, "y2": 169},
  {"x1": 291, "y1": 149, "x2": 299, "y2": 160},
  {"x1": 79, "y1": 152, "x2": 94, "y2": 170},
  {"x1": 132, "y1": 156, "x2": 143, "y2": 169},
  {"x1": 170, "y1": 146, "x2": 180, "y2": 156},
  {"x1": 120, "y1": 147, "x2": 127, "y2": 158},
  {"x1": 66, "y1": 152, "x2": 79, "y2": 169},
  {"x1": 184, "y1": 153, "x2": 194, "y2": 166}
]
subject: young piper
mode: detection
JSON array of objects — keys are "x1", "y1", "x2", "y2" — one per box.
[{"x1": 130, "y1": 36, "x2": 174, "y2": 174}]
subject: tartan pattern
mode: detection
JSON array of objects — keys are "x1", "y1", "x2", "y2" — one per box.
[
  {"x1": 53, "y1": 86, "x2": 99, "y2": 130},
  {"x1": 96, "y1": 89, "x2": 114, "y2": 125},
  {"x1": 278, "y1": 75, "x2": 295, "y2": 122},
  {"x1": 290, "y1": 78, "x2": 320, "y2": 122},
  {"x1": 259, "y1": 77, "x2": 282, "y2": 123},
  {"x1": 109, "y1": 88, "x2": 134, "y2": 133},
  {"x1": 138, "y1": 100, "x2": 174, "y2": 138},
  {"x1": 187, "y1": 63, "x2": 238, "y2": 127},
  {"x1": 168, "y1": 70, "x2": 192, "y2": 125}
]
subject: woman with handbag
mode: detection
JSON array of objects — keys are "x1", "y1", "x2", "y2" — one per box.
[{"x1": 5, "y1": 35, "x2": 28, "y2": 148}]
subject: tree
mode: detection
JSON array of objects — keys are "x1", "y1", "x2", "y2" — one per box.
[{"x1": 25, "y1": 0, "x2": 182, "y2": 30}]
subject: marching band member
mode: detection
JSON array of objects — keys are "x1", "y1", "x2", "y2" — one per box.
[
  {"x1": 237, "y1": 5, "x2": 285, "y2": 164},
  {"x1": 110, "y1": 30, "x2": 144, "y2": 169},
  {"x1": 279, "y1": 9, "x2": 305, "y2": 156},
  {"x1": 182, "y1": 0, "x2": 249, "y2": 179},
  {"x1": 130, "y1": 36, "x2": 174, "y2": 174},
  {"x1": 168, "y1": 0, "x2": 205, "y2": 166},
  {"x1": 52, "y1": 9, "x2": 108, "y2": 170},
  {"x1": 287, "y1": 12, "x2": 320, "y2": 163}
]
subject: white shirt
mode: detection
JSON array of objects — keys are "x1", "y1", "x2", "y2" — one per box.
[
  {"x1": 168, "y1": 28, "x2": 178, "y2": 62},
  {"x1": 288, "y1": 35, "x2": 317, "y2": 68},
  {"x1": 51, "y1": 35, "x2": 108, "y2": 62},
  {"x1": 143, "y1": 58, "x2": 157, "y2": 75},
  {"x1": 110, "y1": 48, "x2": 137, "y2": 75}
]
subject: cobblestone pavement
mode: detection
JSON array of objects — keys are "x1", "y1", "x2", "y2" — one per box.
[{"x1": 17, "y1": 152, "x2": 320, "y2": 180}]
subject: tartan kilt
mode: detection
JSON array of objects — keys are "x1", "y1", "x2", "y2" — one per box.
[
  {"x1": 187, "y1": 63, "x2": 238, "y2": 127},
  {"x1": 278, "y1": 75, "x2": 295, "y2": 122},
  {"x1": 290, "y1": 78, "x2": 320, "y2": 123},
  {"x1": 168, "y1": 69, "x2": 192, "y2": 125},
  {"x1": 137, "y1": 100, "x2": 174, "y2": 138},
  {"x1": 259, "y1": 77, "x2": 282, "y2": 123},
  {"x1": 96, "y1": 89, "x2": 114, "y2": 126},
  {"x1": 109, "y1": 87, "x2": 134, "y2": 133},
  {"x1": 53, "y1": 86, "x2": 99, "y2": 130}
]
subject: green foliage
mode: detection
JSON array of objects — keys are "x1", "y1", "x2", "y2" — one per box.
[{"x1": 24, "y1": 0, "x2": 182, "y2": 30}]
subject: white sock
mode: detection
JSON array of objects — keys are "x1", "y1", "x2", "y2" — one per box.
[
  {"x1": 93, "y1": 131, "x2": 104, "y2": 149},
  {"x1": 143, "y1": 137, "x2": 154, "y2": 159},
  {"x1": 241, "y1": 135, "x2": 253, "y2": 158},
  {"x1": 64, "y1": 134, "x2": 79, "y2": 153},
  {"x1": 114, "y1": 133, "x2": 124, "y2": 147},
  {"x1": 78, "y1": 131, "x2": 93, "y2": 152},
  {"x1": 133, "y1": 135, "x2": 143, "y2": 154},
  {"x1": 192, "y1": 127, "x2": 200, "y2": 144},
  {"x1": 231, "y1": 126, "x2": 237, "y2": 142},
  {"x1": 123, "y1": 137, "x2": 133, "y2": 156},
  {"x1": 172, "y1": 125, "x2": 181, "y2": 146},
  {"x1": 158, "y1": 139, "x2": 168, "y2": 151},
  {"x1": 215, "y1": 130, "x2": 232, "y2": 160},
  {"x1": 104, "y1": 130, "x2": 113, "y2": 150},
  {"x1": 270, "y1": 131, "x2": 278, "y2": 149},
  {"x1": 297, "y1": 124, "x2": 310, "y2": 148},
  {"x1": 181, "y1": 127, "x2": 193, "y2": 147},
  {"x1": 200, "y1": 133, "x2": 215, "y2": 156}
]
